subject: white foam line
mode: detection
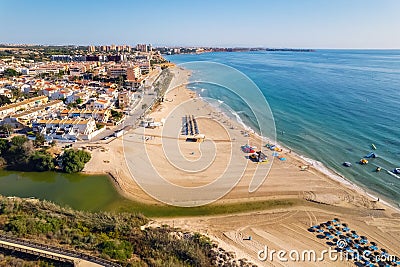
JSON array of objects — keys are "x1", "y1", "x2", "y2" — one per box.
[{"x1": 185, "y1": 68, "x2": 400, "y2": 213}]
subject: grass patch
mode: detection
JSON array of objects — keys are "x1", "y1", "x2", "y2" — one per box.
[{"x1": 106, "y1": 198, "x2": 297, "y2": 218}]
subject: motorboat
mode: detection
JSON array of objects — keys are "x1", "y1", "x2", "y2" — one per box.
[
  {"x1": 343, "y1": 162, "x2": 352, "y2": 167},
  {"x1": 365, "y1": 152, "x2": 377, "y2": 158}
]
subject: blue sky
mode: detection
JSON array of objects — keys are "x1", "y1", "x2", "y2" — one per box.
[{"x1": 1, "y1": 0, "x2": 399, "y2": 48}]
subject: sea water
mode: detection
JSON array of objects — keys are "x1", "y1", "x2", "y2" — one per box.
[{"x1": 166, "y1": 50, "x2": 400, "y2": 206}]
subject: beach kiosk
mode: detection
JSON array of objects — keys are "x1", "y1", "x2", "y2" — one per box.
[{"x1": 186, "y1": 133, "x2": 205, "y2": 142}]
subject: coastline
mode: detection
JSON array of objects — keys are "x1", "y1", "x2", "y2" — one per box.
[
  {"x1": 82, "y1": 63, "x2": 399, "y2": 214},
  {"x1": 191, "y1": 80, "x2": 399, "y2": 213},
  {"x1": 7, "y1": 63, "x2": 396, "y2": 265},
  {"x1": 137, "y1": 65, "x2": 400, "y2": 265}
]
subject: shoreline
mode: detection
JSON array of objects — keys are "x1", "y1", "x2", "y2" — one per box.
[
  {"x1": 2, "y1": 64, "x2": 399, "y2": 265},
  {"x1": 80, "y1": 64, "x2": 400, "y2": 222},
  {"x1": 183, "y1": 66, "x2": 400, "y2": 213}
]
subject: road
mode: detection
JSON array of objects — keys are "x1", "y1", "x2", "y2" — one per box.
[{"x1": 90, "y1": 69, "x2": 162, "y2": 142}]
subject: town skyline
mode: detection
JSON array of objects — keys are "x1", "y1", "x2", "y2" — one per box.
[{"x1": 1, "y1": 0, "x2": 400, "y2": 49}]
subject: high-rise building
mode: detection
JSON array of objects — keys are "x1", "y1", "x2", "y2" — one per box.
[
  {"x1": 88, "y1": 45, "x2": 96, "y2": 52},
  {"x1": 136, "y1": 44, "x2": 148, "y2": 52},
  {"x1": 127, "y1": 66, "x2": 141, "y2": 80}
]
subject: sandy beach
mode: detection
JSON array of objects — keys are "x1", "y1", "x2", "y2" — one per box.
[{"x1": 83, "y1": 66, "x2": 400, "y2": 266}]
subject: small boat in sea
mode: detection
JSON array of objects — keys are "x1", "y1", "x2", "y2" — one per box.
[
  {"x1": 371, "y1": 144, "x2": 377, "y2": 150},
  {"x1": 365, "y1": 152, "x2": 377, "y2": 158},
  {"x1": 375, "y1": 166, "x2": 382, "y2": 172},
  {"x1": 394, "y1": 168, "x2": 400, "y2": 174},
  {"x1": 360, "y1": 159, "x2": 368, "y2": 165},
  {"x1": 343, "y1": 162, "x2": 352, "y2": 167}
]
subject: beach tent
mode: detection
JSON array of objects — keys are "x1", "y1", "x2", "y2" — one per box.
[{"x1": 241, "y1": 144, "x2": 256, "y2": 153}]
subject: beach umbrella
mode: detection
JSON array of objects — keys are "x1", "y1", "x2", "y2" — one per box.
[
  {"x1": 360, "y1": 237, "x2": 368, "y2": 244},
  {"x1": 370, "y1": 241, "x2": 377, "y2": 246},
  {"x1": 345, "y1": 247, "x2": 353, "y2": 253},
  {"x1": 370, "y1": 245, "x2": 378, "y2": 251}
]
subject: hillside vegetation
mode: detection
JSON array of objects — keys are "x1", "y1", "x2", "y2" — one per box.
[{"x1": 0, "y1": 196, "x2": 216, "y2": 267}]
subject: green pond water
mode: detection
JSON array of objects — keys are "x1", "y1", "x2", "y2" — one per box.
[
  {"x1": 0, "y1": 170, "x2": 294, "y2": 217},
  {"x1": 0, "y1": 170, "x2": 128, "y2": 212}
]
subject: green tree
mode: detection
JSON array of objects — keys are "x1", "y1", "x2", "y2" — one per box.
[
  {"x1": 10, "y1": 135, "x2": 28, "y2": 147},
  {"x1": 4, "y1": 136, "x2": 34, "y2": 168},
  {"x1": 57, "y1": 69, "x2": 65, "y2": 77},
  {"x1": 0, "y1": 95, "x2": 11, "y2": 105},
  {"x1": 3, "y1": 68, "x2": 19, "y2": 77},
  {"x1": 0, "y1": 139, "x2": 8, "y2": 155},
  {"x1": 0, "y1": 124, "x2": 13, "y2": 136},
  {"x1": 29, "y1": 150, "x2": 55, "y2": 171},
  {"x1": 110, "y1": 109, "x2": 123, "y2": 121},
  {"x1": 61, "y1": 149, "x2": 91, "y2": 173},
  {"x1": 98, "y1": 240, "x2": 133, "y2": 261},
  {"x1": 33, "y1": 133, "x2": 46, "y2": 148}
]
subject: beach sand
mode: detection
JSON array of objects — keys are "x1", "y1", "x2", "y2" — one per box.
[{"x1": 83, "y1": 66, "x2": 400, "y2": 266}]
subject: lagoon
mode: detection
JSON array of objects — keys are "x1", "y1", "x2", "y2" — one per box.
[{"x1": 0, "y1": 170, "x2": 292, "y2": 217}]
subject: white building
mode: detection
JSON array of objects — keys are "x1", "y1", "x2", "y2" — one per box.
[{"x1": 34, "y1": 117, "x2": 98, "y2": 140}]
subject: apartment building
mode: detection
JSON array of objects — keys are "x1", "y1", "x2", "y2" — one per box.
[{"x1": 0, "y1": 96, "x2": 48, "y2": 119}]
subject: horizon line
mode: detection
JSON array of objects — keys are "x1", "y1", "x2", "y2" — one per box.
[{"x1": 1, "y1": 43, "x2": 400, "y2": 50}]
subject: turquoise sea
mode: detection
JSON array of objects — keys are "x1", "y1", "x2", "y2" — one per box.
[{"x1": 166, "y1": 50, "x2": 400, "y2": 206}]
